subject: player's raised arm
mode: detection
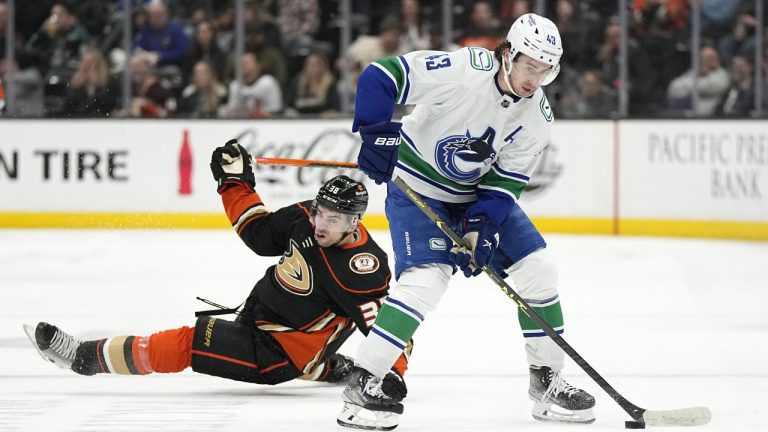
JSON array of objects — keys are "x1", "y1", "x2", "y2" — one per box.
[{"x1": 209, "y1": 139, "x2": 288, "y2": 256}]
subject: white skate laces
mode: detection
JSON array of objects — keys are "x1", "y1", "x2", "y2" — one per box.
[
  {"x1": 363, "y1": 376, "x2": 386, "y2": 398},
  {"x1": 24, "y1": 323, "x2": 83, "y2": 369},
  {"x1": 542, "y1": 371, "x2": 579, "y2": 401},
  {"x1": 338, "y1": 369, "x2": 404, "y2": 430},
  {"x1": 48, "y1": 328, "x2": 81, "y2": 365},
  {"x1": 530, "y1": 367, "x2": 596, "y2": 424}
]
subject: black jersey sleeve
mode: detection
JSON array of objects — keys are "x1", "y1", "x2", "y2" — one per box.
[{"x1": 219, "y1": 184, "x2": 306, "y2": 256}]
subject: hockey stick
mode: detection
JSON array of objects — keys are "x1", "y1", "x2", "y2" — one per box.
[
  {"x1": 253, "y1": 157, "x2": 359, "y2": 169},
  {"x1": 392, "y1": 176, "x2": 711, "y2": 428}
]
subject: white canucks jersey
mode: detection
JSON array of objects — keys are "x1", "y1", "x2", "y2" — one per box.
[{"x1": 370, "y1": 47, "x2": 554, "y2": 204}]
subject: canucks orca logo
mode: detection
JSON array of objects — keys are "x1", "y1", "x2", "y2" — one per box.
[{"x1": 434, "y1": 127, "x2": 497, "y2": 181}]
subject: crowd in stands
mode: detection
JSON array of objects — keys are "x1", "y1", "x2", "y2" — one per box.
[{"x1": 0, "y1": 0, "x2": 766, "y2": 119}]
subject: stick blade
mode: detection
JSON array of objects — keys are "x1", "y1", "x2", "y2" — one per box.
[{"x1": 643, "y1": 406, "x2": 711, "y2": 426}]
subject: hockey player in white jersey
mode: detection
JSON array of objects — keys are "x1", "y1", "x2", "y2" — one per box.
[{"x1": 338, "y1": 13, "x2": 595, "y2": 430}]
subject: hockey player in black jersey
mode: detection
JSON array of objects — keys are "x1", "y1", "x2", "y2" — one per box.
[{"x1": 24, "y1": 140, "x2": 408, "y2": 403}]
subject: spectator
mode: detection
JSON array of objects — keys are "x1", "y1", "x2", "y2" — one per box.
[
  {"x1": 126, "y1": 53, "x2": 177, "y2": 118},
  {"x1": 596, "y1": 20, "x2": 655, "y2": 114},
  {"x1": 133, "y1": 0, "x2": 189, "y2": 69},
  {"x1": 178, "y1": 61, "x2": 227, "y2": 118},
  {"x1": 100, "y1": 2, "x2": 150, "y2": 56},
  {"x1": 717, "y1": 1, "x2": 767, "y2": 67},
  {"x1": 15, "y1": 0, "x2": 56, "y2": 42},
  {"x1": 60, "y1": 48, "x2": 117, "y2": 117},
  {"x1": 554, "y1": 0, "x2": 602, "y2": 71},
  {"x1": 459, "y1": 1, "x2": 502, "y2": 50},
  {"x1": 24, "y1": 2, "x2": 91, "y2": 79},
  {"x1": 347, "y1": 16, "x2": 403, "y2": 68},
  {"x1": 716, "y1": 54, "x2": 755, "y2": 117},
  {"x1": 336, "y1": 59, "x2": 363, "y2": 114},
  {"x1": 245, "y1": 22, "x2": 288, "y2": 87},
  {"x1": 284, "y1": 52, "x2": 338, "y2": 117},
  {"x1": 221, "y1": 52, "x2": 282, "y2": 118},
  {"x1": 276, "y1": 0, "x2": 319, "y2": 50},
  {"x1": 498, "y1": 0, "x2": 531, "y2": 29},
  {"x1": 183, "y1": 20, "x2": 230, "y2": 86},
  {"x1": 701, "y1": 0, "x2": 742, "y2": 42},
  {"x1": 70, "y1": 0, "x2": 111, "y2": 38},
  {"x1": 213, "y1": 4, "x2": 235, "y2": 51},
  {"x1": 247, "y1": 2, "x2": 282, "y2": 48},
  {"x1": 667, "y1": 45, "x2": 730, "y2": 116},
  {"x1": 631, "y1": 0, "x2": 689, "y2": 104},
  {"x1": 560, "y1": 70, "x2": 617, "y2": 118},
  {"x1": 399, "y1": 0, "x2": 430, "y2": 52}
]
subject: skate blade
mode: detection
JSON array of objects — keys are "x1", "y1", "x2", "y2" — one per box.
[
  {"x1": 337, "y1": 402, "x2": 400, "y2": 431},
  {"x1": 23, "y1": 323, "x2": 67, "y2": 369},
  {"x1": 532, "y1": 401, "x2": 596, "y2": 424}
]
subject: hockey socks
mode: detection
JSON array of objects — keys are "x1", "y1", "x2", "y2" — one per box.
[
  {"x1": 357, "y1": 297, "x2": 421, "y2": 378},
  {"x1": 72, "y1": 327, "x2": 194, "y2": 376},
  {"x1": 519, "y1": 295, "x2": 566, "y2": 370},
  {"x1": 518, "y1": 295, "x2": 564, "y2": 338}
]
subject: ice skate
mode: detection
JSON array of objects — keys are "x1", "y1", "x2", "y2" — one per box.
[
  {"x1": 322, "y1": 353, "x2": 355, "y2": 384},
  {"x1": 529, "y1": 366, "x2": 596, "y2": 424},
  {"x1": 337, "y1": 367, "x2": 404, "y2": 431},
  {"x1": 23, "y1": 322, "x2": 83, "y2": 370}
]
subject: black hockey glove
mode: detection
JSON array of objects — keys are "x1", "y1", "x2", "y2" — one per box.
[
  {"x1": 210, "y1": 139, "x2": 255, "y2": 193},
  {"x1": 382, "y1": 369, "x2": 408, "y2": 401}
]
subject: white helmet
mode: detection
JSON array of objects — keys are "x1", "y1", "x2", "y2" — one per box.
[{"x1": 503, "y1": 13, "x2": 563, "y2": 88}]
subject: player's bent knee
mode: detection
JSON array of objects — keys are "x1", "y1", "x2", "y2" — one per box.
[
  {"x1": 506, "y1": 248, "x2": 559, "y2": 298},
  {"x1": 191, "y1": 316, "x2": 300, "y2": 385},
  {"x1": 389, "y1": 263, "x2": 452, "y2": 315}
]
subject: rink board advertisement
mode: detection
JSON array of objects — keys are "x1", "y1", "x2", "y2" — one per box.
[
  {"x1": 0, "y1": 119, "x2": 380, "y2": 227},
  {"x1": 0, "y1": 119, "x2": 766, "y2": 240},
  {"x1": 620, "y1": 120, "x2": 767, "y2": 221}
]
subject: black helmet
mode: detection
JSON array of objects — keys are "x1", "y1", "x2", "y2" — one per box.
[{"x1": 313, "y1": 175, "x2": 368, "y2": 217}]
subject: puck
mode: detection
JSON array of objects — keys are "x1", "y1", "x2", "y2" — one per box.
[{"x1": 625, "y1": 420, "x2": 645, "y2": 429}]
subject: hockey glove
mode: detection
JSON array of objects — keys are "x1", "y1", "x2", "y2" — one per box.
[
  {"x1": 357, "y1": 121, "x2": 402, "y2": 185},
  {"x1": 210, "y1": 139, "x2": 256, "y2": 193},
  {"x1": 382, "y1": 369, "x2": 408, "y2": 401},
  {"x1": 449, "y1": 216, "x2": 502, "y2": 277}
]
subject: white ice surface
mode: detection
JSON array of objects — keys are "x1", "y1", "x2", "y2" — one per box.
[{"x1": 1, "y1": 230, "x2": 766, "y2": 431}]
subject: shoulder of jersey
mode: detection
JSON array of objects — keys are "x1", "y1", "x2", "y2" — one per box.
[
  {"x1": 449, "y1": 47, "x2": 498, "y2": 89},
  {"x1": 535, "y1": 90, "x2": 555, "y2": 123},
  {"x1": 293, "y1": 200, "x2": 315, "y2": 221},
  {"x1": 460, "y1": 46, "x2": 497, "y2": 73},
  {"x1": 335, "y1": 238, "x2": 390, "y2": 294}
]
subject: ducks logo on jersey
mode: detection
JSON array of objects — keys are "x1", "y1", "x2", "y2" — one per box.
[
  {"x1": 434, "y1": 127, "x2": 497, "y2": 182},
  {"x1": 275, "y1": 240, "x2": 314, "y2": 296}
]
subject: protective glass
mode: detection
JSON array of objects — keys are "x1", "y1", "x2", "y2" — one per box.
[{"x1": 310, "y1": 205, "x2": 359, "y2": 235}]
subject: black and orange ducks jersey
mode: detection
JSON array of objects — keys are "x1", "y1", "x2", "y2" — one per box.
[{"x1": 217, "y1": 183, "x2": 408, "y2": 381}]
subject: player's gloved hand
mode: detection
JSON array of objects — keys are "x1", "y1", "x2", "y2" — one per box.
[
  {"x1": 210, "y1": 139, "x2": 255, "y2": 193},
  {"x1": 449, "y1": 216, "x2": 502, "y2": 277},
  {"x1": 357, "y1": 121, "x2": 402, "y2": 185},
  {"x1": 382, "y1": 369, "x2": 408, "y2": 401}
]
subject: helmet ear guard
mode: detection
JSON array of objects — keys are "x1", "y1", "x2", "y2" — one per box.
[{"x1": 541, "y1": 63, "x2": 560, "y2": 86}]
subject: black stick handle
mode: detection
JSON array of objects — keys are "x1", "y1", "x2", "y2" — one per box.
[{"x1": 393, "y1": 176, "x2": 645, "y2": 422}]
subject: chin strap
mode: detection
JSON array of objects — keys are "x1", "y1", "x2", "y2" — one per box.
[{"x1": 501, "y1": 53, "x2": 522, "y2": 98}]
